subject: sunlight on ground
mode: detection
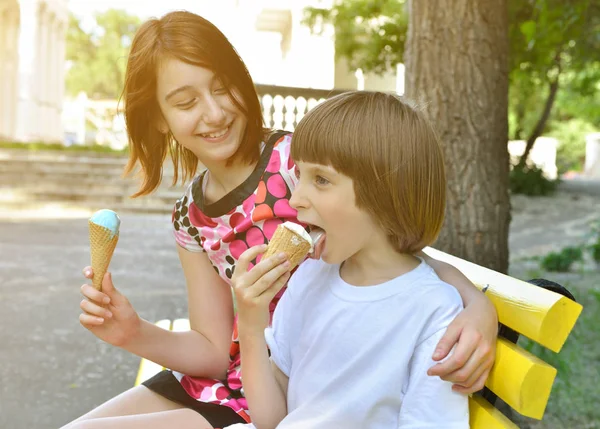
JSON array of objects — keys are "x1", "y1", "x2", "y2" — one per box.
[{"x1": 0, "y1": 204, "x2": 93, "y2": 220}]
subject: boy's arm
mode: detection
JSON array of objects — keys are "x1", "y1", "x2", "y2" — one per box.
[
  {"x1": 238, "y1": 333, "x2": 288, "y2": 429},
  {"x1": 418, "y1": 251, "x2": 497, "y2": 394}
]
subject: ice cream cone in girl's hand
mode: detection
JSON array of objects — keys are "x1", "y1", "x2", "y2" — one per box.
[{"x1": 88, "y1": 209, "x2": 120, "y2": 291}]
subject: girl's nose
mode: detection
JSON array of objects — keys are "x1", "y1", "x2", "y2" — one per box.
[{"x1": 203, "y1": 96, "x2": 226, "y2": 124}]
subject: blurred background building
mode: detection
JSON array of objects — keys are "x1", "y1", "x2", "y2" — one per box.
[{"x1": 0, "y1": 0, "x2": 68, "y2": 143}]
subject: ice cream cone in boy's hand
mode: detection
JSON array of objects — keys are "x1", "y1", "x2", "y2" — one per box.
[
  {"x1": 262, "y1": 222, "x2": 315, "y2": 269},
  {"x1": 88, "y1": 209, "x2": 120, "y2": 291}
]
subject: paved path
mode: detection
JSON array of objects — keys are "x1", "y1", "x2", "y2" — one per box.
[{"x1": 0, "y1": 187, "x2": 599, "y2": 428}]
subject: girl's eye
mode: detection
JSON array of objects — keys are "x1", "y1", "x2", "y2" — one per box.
[
  {"x1": 213, "y1": 87, "x2": 227, "y2": 95},
  {"x1": 176, "y1": 100, "x2": 195, "y2": 110},
  {"x1": 315, "y1": 175, "x2": 330, "y2": 186}
]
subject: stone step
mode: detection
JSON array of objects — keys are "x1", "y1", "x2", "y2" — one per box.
[
  {"x1": 0, "y1": 171, "x2": 186, "y2": 193},
  {"x1": 0, "y1": 189, "x2": 174, "y2": 214},
  {"x1": 0, "y1": 197, "x2": 173, "y2": 215}
]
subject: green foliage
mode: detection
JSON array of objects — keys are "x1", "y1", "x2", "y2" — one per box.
[
  {"x1": 541, "y1": 246, "x2": 583, "y2": 271},
  {"x1": 591, "y1": 242, "x2": 600, "y2": 262},
  {"x1": 507, "y1": 0, "x2": 599, "y2": 143},
  {"x1": 66, "y1": 10, "x2": 141, "y2": 99},
  {"x1": 305, "y1": 0, "x2": 599, "y2": 168},
  {"x1": 0, "y1": 140, "x2": 128, "y2": 155},
  {"x1": 510, "y1": 164, "x2": 558, "y2": 196},
  {"x1": 548, "y1": 118, "x2": 598, "y2": 173},
  {"x1": 303, "y1": 0, "x2": 407, "y2": 75}
]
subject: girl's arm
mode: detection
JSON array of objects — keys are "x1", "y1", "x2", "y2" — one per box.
[
  {"x1": 122, "y1": 245, "x2": 234, "y2": 378},
  {"x1": 418, "y1": 251, "x2": 498, "y2": 394},
  {"x1": 234, "y1": 244, "x2": 291, "y2": 429}
]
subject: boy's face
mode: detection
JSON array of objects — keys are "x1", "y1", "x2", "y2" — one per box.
[{"x1": 290, "y1": 161, "x2": 382, "y2": 265}]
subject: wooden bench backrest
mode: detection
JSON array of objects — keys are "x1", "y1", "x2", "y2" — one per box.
[{"x1": 424, "y1": 247, "x2": 583, "y2": 427}]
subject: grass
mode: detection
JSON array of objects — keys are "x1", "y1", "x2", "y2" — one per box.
[
  {"x1": 508, "y1": 267, "x2": 600, "y2": 428},
  {"x1": 0, "y1": 140, "x2": 128, "y2": 156}
]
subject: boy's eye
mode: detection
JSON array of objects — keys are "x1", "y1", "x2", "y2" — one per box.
[
  {"x1": 294, "y1": 167, "x2": 300, "y2": 180},
  {"x1": 315, "y1": 175, "x2": 329, "y2": 185}
]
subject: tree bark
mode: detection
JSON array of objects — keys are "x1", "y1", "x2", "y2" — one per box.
[
  {"x1": 517, "y1": 76, "x2": 560, "y2": 168},
  {"x1": 405, "y1": 0, "x2": 511, "y2": 273}
]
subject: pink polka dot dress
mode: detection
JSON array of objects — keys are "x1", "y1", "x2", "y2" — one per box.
[{"x1": 143, "y1": 132, "x2": 302, "y2": 424}]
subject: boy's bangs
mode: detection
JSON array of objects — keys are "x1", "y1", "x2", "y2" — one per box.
[{"x1": 290, "y1": 98, "x2": 362, "y2": 174}]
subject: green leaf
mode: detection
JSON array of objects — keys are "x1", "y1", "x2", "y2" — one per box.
[{"x1": 520, "y1": 20, "x2": 537, "y2": 43}]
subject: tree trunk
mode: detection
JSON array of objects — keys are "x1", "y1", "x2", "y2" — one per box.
[
  {"x1": 517, "y1": 77, "x2": 560, "y2": 168},
  {"x1": 405, "y1": 0, "x2": 511, "y2": 273}
]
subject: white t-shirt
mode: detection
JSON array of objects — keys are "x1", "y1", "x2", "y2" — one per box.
[{"x1": 262, "y1": 258, "x2": 469, "y2": 429}]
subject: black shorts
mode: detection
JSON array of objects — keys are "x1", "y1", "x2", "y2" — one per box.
[{"x1": 142, "y1": 370, "x2": 247, "y2": 428}]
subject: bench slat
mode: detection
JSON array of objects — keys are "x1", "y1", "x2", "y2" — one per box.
[
  {"x1": 173, "y1": 318, "x2": 191, "y2": 332},
  {"x1": 424, "y1": 247, "x2": 582, "y2": 352},
  {"x1": 469, "y1": 395, "x2": 519, "y2": 429},
  {"x1": 486, "y1": 337, "x2": 557, "y2": 419},
  {"x1": 133, "y1": 319, "x2": 170, "y2": 387}
]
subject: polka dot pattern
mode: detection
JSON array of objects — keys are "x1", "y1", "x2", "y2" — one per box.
[{"x1": 170, "y1": 133, "x2": 309, "y2": 421}]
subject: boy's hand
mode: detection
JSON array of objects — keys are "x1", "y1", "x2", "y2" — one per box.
[{"x1": 232, "y1": 245, "x2": 291, "y2": 336}]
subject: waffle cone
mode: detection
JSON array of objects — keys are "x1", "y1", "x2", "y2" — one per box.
[
  {"x1": 89, "y1": 221, "x2": 119, "y2": 291},
  {"x1": 263, "y1": 224, "x2": 312, "y2": 269}
]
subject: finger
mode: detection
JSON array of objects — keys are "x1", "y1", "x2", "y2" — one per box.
[
  {"x1": 237, "y1": 245, "x2": 268, "y2": 275},
  {"x1": 432, "y1": 323, "x2": 462, "y2": 361},
  {"x1": 437, "y1": 350, "x2": 481, "y2": 385},
  {"x1": 240, "y1": 247, "x2": 288, "y2": 286},
  {"x1": 261, "y1": 271, "x2": 290, "y2": 302},
  {"x1": 79, "y1": 313, "x2": 105, "y2": 327},
  {"x1": 82, "y1": 266, "x2": 94, "y2": 279},
  {"x1": 452, "y1": 368, "x2": 491, "y2": 394},
  {"x1": 101, "y1": 272, "x2": 120, "y2": 299},
  {"x1": 250, "y1": 260, "x2": 292, "y2": 296},
  {"x1": 80, "y1": 299, "x2": 113, "y2": 319},
  {"x1": 427, "y1": 336, "x2": 477, "y2": 377},
  {"x1": 81, "y1": 284, "x2": 111, "y2": 305},
  {"x1": 449, "y1": 359, "x2": 490, "y2": 391}
]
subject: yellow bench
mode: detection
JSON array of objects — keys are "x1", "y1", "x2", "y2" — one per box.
[{"x1": 136, "y1": 248, "x2": 583, "y2": 428}]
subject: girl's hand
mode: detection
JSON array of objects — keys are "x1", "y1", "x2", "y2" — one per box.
[
  {"x1": 427, "y1": 298, "x2": 497, "y2": 394},
  {"x1": 232, "y1": 245, "x2": 291, "y2": 337},
  {"x1": 79, "y1": 267, "x2": 141, "y2": 347}
]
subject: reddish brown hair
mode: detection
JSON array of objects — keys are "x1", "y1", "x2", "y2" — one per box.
[
  {"x1": 291, "y1": 91, "x2": 447, "y2": 254},
  {"x1": 122, "y1": 11, "x2": 265, "y2": 196}
]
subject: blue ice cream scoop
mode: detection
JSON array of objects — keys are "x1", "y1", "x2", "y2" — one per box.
[{"x1": 89, "y1": 209, "x2": 121, "y2": 238}]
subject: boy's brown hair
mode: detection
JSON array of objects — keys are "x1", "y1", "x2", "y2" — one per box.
[
  {"x1": 291, "y1": 91, "x2": 446, "y2": 254},
  {"x1": 122, "y1": 11, "x2": 264, "y2": 197}
]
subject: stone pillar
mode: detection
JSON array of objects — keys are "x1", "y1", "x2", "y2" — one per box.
[
  {"x1": 16, "y1": 0, "x2": 41, "y2": 142},
  {"x1": 45, "y1": 13, "x2": 56, "y2": 141},
  {"x1": 585, "y1": 133, "x2": 600, "y2": 178},
  {"x1": 38, "y1": 7, "x2": 50, "y2": 141},
  {"x1": 0, "y1": 8, "x2": 8, "y2": 138},
  {"x1": 55, "y1": 22, "x2": 66, "y2": 142}
]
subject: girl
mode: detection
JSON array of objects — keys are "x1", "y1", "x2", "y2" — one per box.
[
  {"x1": 230, "y1": 90, "x2": 468, "y2": 429},
  {"x1": 65, "y1": 11, "x2": 495, "y2": 429}
]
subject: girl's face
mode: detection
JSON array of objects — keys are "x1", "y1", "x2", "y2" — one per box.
[
  {"x1": 156, "y1": 58, "x2": 248, "y2": 166},
  {"x1": 290, "y1": 161, "x2": 385, "y2": 265}
]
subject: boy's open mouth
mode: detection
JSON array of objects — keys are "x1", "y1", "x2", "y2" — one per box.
[{"x1": 308, "y1": 226, "x2": 326, "y2": 257}]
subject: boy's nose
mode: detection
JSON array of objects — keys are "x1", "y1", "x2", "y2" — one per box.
[{"x1": 289, "y1": 184, "x2": 306, "y2": 210}]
